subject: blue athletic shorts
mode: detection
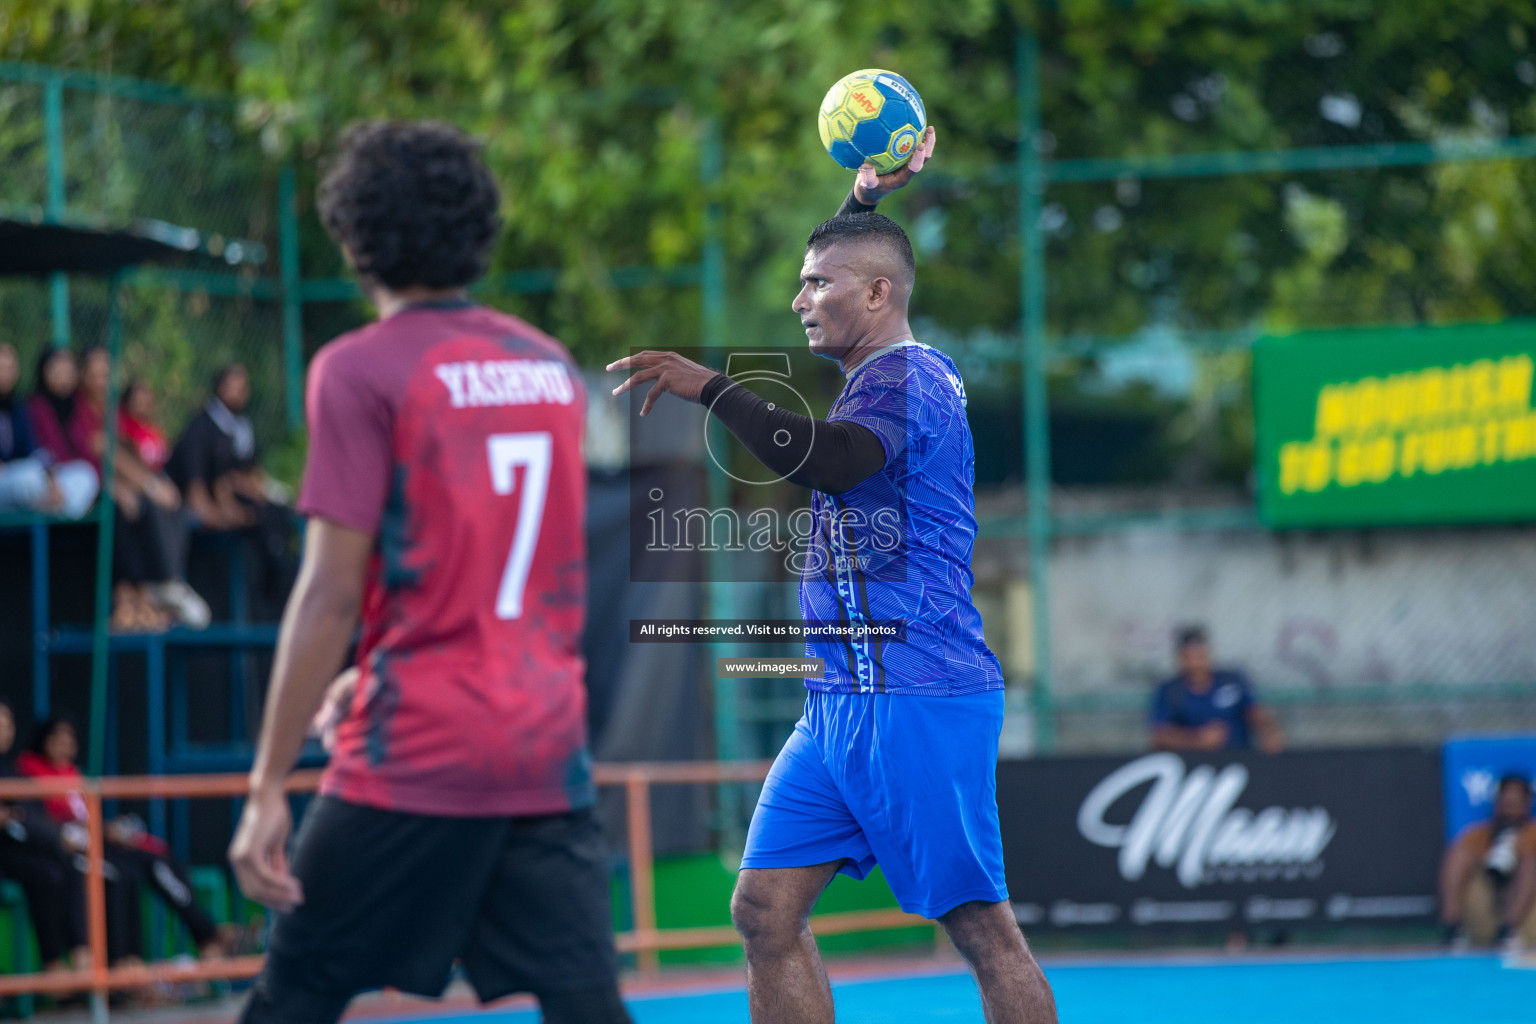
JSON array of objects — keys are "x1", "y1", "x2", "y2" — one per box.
[{"x1": 740, "y1": 688, "x2": 1010, "y2": 919}]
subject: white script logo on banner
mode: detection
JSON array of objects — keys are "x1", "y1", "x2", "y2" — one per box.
[{"x1": 1076, "y1": 753, "x2": 1337, "y2": 888}]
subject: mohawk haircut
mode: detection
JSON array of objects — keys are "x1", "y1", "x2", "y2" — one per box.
[
  {"x1": 318, "y1": 120, "x2": 502, "y2": 291},
  {"x1": 805, "y1": 212, "x2": 916, "y2": 280}
]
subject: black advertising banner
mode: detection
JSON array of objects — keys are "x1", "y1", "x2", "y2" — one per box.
[{"x1": 997, "y1": 748, "x2": 1442, "y2": 931}]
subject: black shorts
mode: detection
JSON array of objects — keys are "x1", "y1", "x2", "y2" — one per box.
[{"x1": 242, "y1": 796, "x2": 620, "y2": 1022}]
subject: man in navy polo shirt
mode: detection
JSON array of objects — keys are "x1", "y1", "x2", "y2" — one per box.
[{"x1": 1149, "y1": 626, "x2": 1284, "y2": 753}]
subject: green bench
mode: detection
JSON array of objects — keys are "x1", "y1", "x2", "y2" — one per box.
[{"x1": 0, "y1": 880, "x2": 38, "y2": 1018}]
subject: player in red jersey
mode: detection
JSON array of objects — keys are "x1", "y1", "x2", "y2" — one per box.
[{"x1": 228, "y1": 121, "x2": 631, "y2": 1024}]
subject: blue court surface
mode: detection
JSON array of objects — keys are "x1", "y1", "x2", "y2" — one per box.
[{"x1": 365, "y1": 954, "x2": 1536, "y2": 1024}]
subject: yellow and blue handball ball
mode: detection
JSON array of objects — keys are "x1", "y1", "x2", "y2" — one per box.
[{"x1": 818, "y1": 69, "x2": 926, "y2": 174}]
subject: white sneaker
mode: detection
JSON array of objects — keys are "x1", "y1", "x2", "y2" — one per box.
[{"x1": 150, "y1": 579, "x2": 212, "y2": 630}]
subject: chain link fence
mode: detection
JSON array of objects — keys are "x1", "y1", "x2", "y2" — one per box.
[
  {"x1": 982, "y1": 13, "x2": 1536, "y2": 754},
  {"x1": 0, "y1": 67, "x2": 290, "y2": 470},
  {"x1": 949, "y1": 169, "x2": 1536, "y2": 753},
  {"x1": 711, "y1": 13, "x2": 1536, "y2": 758},
  {"x1": 60, "y1": 86, "x2": 275, "y2": 248},
  {"x1": 0, "y1": 80, "x2": 46, "y2": 212},
  {"x1": 6, "y1": 19, "x2": 1536, "y2": 764}
]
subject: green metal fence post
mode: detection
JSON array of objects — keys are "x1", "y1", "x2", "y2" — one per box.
[
  {"x1": 1017, "y1": 28, "x2": 1055, "y2": 752},
  {"x1": 279, "y1": 164, "x2": 305, "y2": 433},
  {"x1": 88, "y1": 272, "x2": 126, "y2": 777},
  {"x1": 44, "y1": 72, "x2": 70, "y2": 347},
  {"x1": 699, "y1": 112, "x2": 749, "y2": 855},
  {"x1": 700, "y1": 115, "x2": 738, "y2": 765},
  {"x1": 701, "y1": 118, "x2": 727, "y2": 351}
]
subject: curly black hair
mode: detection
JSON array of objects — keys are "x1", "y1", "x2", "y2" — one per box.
[
  {"x1": 317, "y1": 120, "x2": 502, "y2": 291},
  {"x1": 805, "y1": 212, "x2": 916, "y2": 279}
]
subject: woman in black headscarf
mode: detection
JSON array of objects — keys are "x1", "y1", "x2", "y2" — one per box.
[
  {"x1": 26, "y1": 349, "x2": 86, "y2": 464},
  {"x1": 0, "y1": 696, "x2": 87, "y2": 972},
  {"x1": 18, "y1": 347, "x2": 99, "y2": 517}
]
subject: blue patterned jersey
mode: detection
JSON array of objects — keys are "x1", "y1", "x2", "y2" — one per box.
[{"x1": 799, "y1": 341, "x2": 1004, "y2": 695}]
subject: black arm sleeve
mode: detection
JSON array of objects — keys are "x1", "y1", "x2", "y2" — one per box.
[
  {"x1": 700, "y1": 374, "x2": 887, "y2": 495},
  {"x1": 835, "y1": 187, "x2": 878, "y2": 219}
]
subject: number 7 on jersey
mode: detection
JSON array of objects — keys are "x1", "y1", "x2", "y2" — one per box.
[{"x1": 486, "y1": 432, "x2": 552, "y2": 620}]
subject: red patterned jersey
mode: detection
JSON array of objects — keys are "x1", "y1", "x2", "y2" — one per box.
[{"x1": 298, "y1": 301, "x2": 590, "y2": 816}]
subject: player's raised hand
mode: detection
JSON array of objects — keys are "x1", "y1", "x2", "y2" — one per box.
[
  {"x1": 853, "y1": 125, "x2": 936, "y2": 205},
  {"x1": 229, "y1": 785, "x2": 304, "y2": 913},
  {"x1": 607, "y1": 350, "x2": 718, "y2": 417}
]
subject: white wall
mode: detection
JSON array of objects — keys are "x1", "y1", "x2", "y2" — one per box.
[{"x1": 1048, "y1": 526, "x2": 1536, "y2": 692}]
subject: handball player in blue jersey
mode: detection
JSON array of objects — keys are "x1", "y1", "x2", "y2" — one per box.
[{"x1": 609, "y1": 129, "x2": 1057, "y2": 1024}]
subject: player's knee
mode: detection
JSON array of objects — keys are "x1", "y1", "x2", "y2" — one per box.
[
  {"x1": 940, "y1": 900, "x2": 1027, "y2": 963},
  {"x1": 730, "y1": 882, "x2": 801, "y2": 951}
]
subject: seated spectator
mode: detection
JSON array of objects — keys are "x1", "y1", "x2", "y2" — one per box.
[
  {"x1": 17, "y1": 716, "x2": 232, "y2": 962},
  {"x1": 0, "y1": 343, "x2": 96, "y2": 518},
  {"x1": 167, "y1": 364, "x2": 296, "y2": 606},
  {"x1": 73, "y1": 349, "x2": 209, "y2": 632},
  {"x1": 27, "y1": 348, "x2": 93, "y2": 466},
  {"x1": 1441, "y1": 773, "x2": 1536, "y2": 951},
  {"x1": 0, "y1": 696, "x2": 87, "y2": 973},
  {"x1": 1149, "y1": 625, "x2": 1284, "y2": 754},
  {"x1": 10, "y1": 346, "x2": 99, "y2": 517},
  {"x1": 119, "y1": 380, "x2": 171, "y2": 472}
]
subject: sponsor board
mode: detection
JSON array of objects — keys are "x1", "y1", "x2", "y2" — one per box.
[
  {"x1": 998, "y1": 748, "x2": 1442, "y2": 930},
  {"x1": 1254, "y1": 324, "x2": 1536, "y2": 526}
]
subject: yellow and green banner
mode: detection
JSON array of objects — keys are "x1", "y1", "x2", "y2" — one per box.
[{"x1": 1254, "y1": 324, "x2": 1536, "y2": 526}]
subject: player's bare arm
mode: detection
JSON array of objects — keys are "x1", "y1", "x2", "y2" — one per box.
[
  {"x1": 229, "y1": 518, "x2": 372, "y2": 912},
  {"x1": 1151, "y1": 721, "x2": 1230, "y2": 752},
  {"x1": 1439, "y1": 836, "x2": 1476, "y2": 927},
  {"x1": 606, "y1": 136, "x2": 936, "y2": 493},
  {"x1": 1248, "y1": 703, "x2": 1286, "y2": 754},
  {"x1": 603, "y1": 128, "x2": 936, "y2": 421},
  {"x1": 1506, "y1": 850, "x2": 1536, "y2": 934}
]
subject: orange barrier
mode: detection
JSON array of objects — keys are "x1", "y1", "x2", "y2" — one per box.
[{"x1": 0, "y1": 763, "x2": 936, "y2": 997}]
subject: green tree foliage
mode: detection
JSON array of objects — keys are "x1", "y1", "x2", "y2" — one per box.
[
  {"x1": 6, "y1": 0, "x2": 1536, "y2": 484},
  {"x1": 1038, "y1": 0, "x2": 1536, "y2": 338}
]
